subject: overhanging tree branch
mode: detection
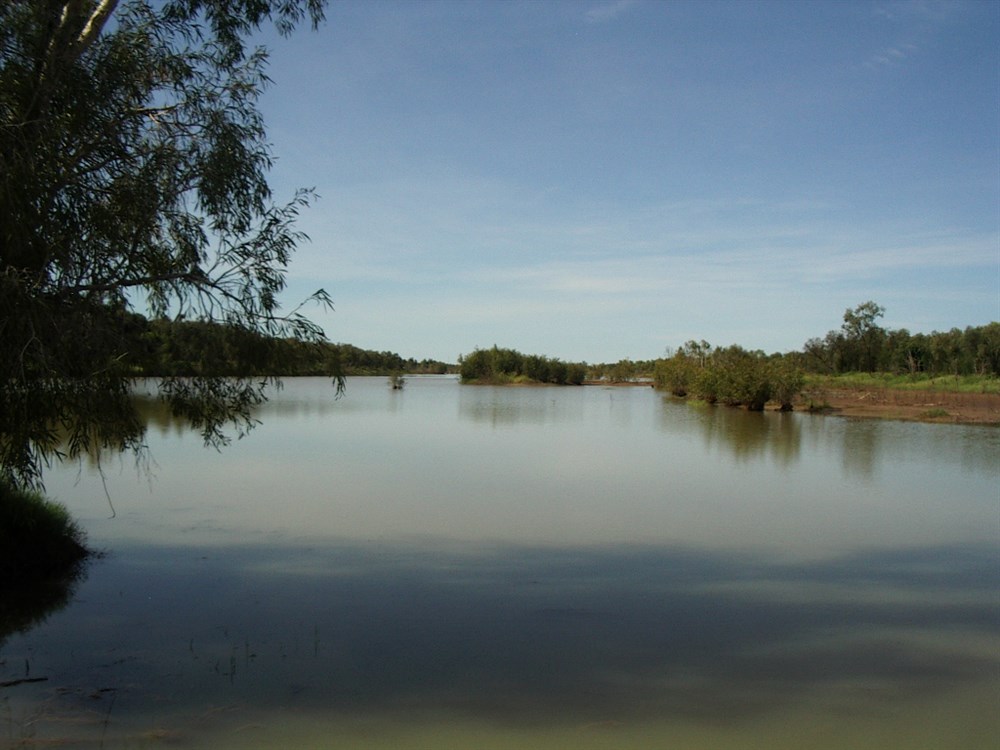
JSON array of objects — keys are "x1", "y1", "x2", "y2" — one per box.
[
  {"x1": 1, "y1": 0, "x2": 337, "y2": 489},
  {"x1": 75, "y1": 0, "x2": 120, "y2": 54}
]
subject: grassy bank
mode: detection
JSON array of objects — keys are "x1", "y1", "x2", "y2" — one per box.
[
  {"x1": 804, "y1": 373, "x2": 1000, "y2": 394},
  {"x1": 0, "y1": 483, "x2": 91, "y2": 580},
  {"x1": 1, "y1": 484, "x2": 93, "y2": 648}
]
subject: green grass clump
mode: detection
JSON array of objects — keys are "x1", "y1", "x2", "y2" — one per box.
[
  {"x1": 920, "y1": 408, "x2": 952, "y2": 419},
  {"x1": 0, "y1": 482, "x2": 90, "y2": 580},
  {"x1": 1, "y1": 484, "x2": 92, "y2": 647}
]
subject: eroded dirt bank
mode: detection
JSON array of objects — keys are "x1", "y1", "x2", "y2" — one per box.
[{"x1": 795, "y1": 387, "x2": 1000, "y2": 425}]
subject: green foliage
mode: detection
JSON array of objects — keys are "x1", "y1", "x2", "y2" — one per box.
[
  {"x1": 0, "y1": 1, "x2": 334, "y2": 489},
  {"x1": 0, "y1": 480, "x2": 91, "y2": 649},
  {"x1": 653, "y1": 349, "x2": 701, "y2": 396},
  {"x1": 75, "y1": 314, "x2": 452, "y2": 378},
  {"x1": 654, "y1": 343, "x2": 805, "y2": 411},
  {"x1": 769, "y1": 359, "x2": 805, "y2": 410},
  {"x1": 607, "y1": 359, "x2": 637, "y2": 383},
  {"x1": 841, "y1": 301, "x2": 886, "y2": 373},
  {"x1": 587, "y1": 359, "x2": 656, "y2": 381},
  {"x1": 330, "y1": 343, "x2": 452, "y2": 376},
  {"x1": 804, "y1": 372, "x2": 1000, "y2": 394},
  {"x1": 0, "y1": 481, "x2": 89, "y2": 580},
  {"x1": 920, "y1": 408, "x2": 951, "y2": 419},
  {"x1": 707, "y1": 346, "x2": 773, "y2": 410},
  {"x1": 566, "y1": 363, "x2": 587, "y2": 385},
  {"x1": 802, "y1": 304, "x2": 999, "y2": 377},
  {"x1": 459, "y1": 346, "x2": 585, "y2": 385}
]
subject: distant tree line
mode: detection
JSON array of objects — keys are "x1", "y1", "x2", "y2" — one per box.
[
  {"x1": 321, "y1": 344, "x2": 452, "y2": 376},
  {"x1": 798, "y1": 302, "x2": 1000, "y2": 376},
  {"x1": 586, "y1": 359, "x2": 658, "y2": 382},
  {"x1": 459, "y1": 346, "x2": 587, "y2": 385},
  {"x1": 127, "y1": 302, "x2": 998, "y2": 386},
  {"x1": 109, "y1": 314, "x2": 453, "y2": 377}
]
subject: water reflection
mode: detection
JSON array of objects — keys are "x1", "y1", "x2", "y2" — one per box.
[
  {"x1": 667, "y1": 398, "x2": 804, "y2": 466},
  {"x1": 31, "y1": 377, "x2": 1000, "y2": 558},
  {"x1": 658, "y1": 394, "x2": 1000, "y2": 479},
  {"x1": 4, "y1": 377, "x2": 997, "y2": 747},
  {"x1": 458, "y1": 384, "x2": 587, "y2": 427},
  {"x1": 132, "y1": 378, "x2": 999, "y2": 480},
  {"x1": 0, "y1": 563, "x2": 88, "y2": 653},
  {"x1": 1, "y1": 539, "x2": 996, "y2": 747},
  {"x1": 839, "y1": 418, "x2": 881, "y2": 479}
]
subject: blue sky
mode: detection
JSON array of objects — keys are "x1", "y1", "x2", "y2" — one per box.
[{"x1": 255, "y1": 0, "x2": 998, "y2": 364}]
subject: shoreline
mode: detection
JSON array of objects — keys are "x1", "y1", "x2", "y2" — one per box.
[
  {"x1": 583, "y1": 380, "x2": 1000, "y2": 425},
  {"x1": 795, "y1": 386, "x2": 1000, "y2": 425}
]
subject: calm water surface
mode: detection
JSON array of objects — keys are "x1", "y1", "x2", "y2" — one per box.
[{"x1": 2, "y1": 376, "x2": 998, "y2": 748}]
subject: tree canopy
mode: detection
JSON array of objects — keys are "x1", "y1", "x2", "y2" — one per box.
[
  {"x1": 459, "y1": 346, "x2": 587, "y2": 385},
  {"x1": 801, "y1": 303, "x2": 999, "y2": 376},
  {"x1": 0, "y1": 0, "x2": 335, "y2": 489}
]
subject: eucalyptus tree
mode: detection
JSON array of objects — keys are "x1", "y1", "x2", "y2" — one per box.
[
  {"x1": 0, "y1": 0, "x2": 338, "y2": 489},
  {"x1": 840, "y1": 301, "x2": 887, "y2": 372}
]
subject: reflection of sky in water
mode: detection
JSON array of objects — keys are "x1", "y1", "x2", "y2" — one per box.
[
  {"x1": 50, "y1": 377, "x2": 1000, "y2": 558},
  {"x1": 6, "y1": 377, "x2": 998, "y2": 748},
  {"x1": 3, "y1": 539, "x2": 997, "y2": 748}
]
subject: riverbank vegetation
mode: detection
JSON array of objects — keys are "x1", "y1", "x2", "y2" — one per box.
[
  {"x1": 42, "y1": 312, "x2": 455, "y2": 379},
  {"x1": 0, "y1": 481, "x2": 91, "y2": 650},
  {"x1": 803, "y1": 372, "x2": 1000, "y2": 394},
  {"x1": 586, "y1": 359, "x2": 657, "y2": 383},
  {"x1": 1, "y1": 0, "x2": 336, "y2": 493},
  {"x1": 459, "y1": 346, "x2": 587, "y2": 385},
  {"x1": 0, "y1": 482, "x2": 90, "y2": 581},
  {"x1": 653, "y1": 343, "x2": 803, "y2": 411},
  {"x1": 134, "y1": 316, "x2": 455, "y2": 376},
  {"x1": 458, "y1": 303, "x2": 998, "y2": 411},
  {"x1": 797, "y1": 303, "x2": 999, "y2": 377},
  {"x1": 649, "y1": 303, "x2": 998, "y2": 412}
]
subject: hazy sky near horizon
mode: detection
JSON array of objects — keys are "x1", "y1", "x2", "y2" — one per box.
[{"x1": 255, "y1": 0, "x2": 998, "y2": 364}]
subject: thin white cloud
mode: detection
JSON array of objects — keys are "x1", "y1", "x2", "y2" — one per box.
[
  {"x1": 865, "y1": 42, "x2": 918, "y2": 69},
  {"x1": 287, "y1": 173, "x2": 996, "y2": 298},
  {"x1": 872, "y1": 0, "x2": 966, "y2": 24},
  {"x1": 864, "y1": 0, "x2": 969, "y2": 69},
  {"x1": 446, "y1": 228, "x2": 996, "y2": 299},
  {"x1": 584, "y1": 0, "x2": 637, "y2": 25},
  {"x1": 801, "y1": 234, "x2": 999, "y2": 280}
]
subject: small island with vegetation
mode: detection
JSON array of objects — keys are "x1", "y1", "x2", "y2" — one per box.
[{"x1": 459, "y1": 346, "x2": 587, "y2": 385}]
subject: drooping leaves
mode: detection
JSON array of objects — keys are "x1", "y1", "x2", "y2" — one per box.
[{"x1": 0, "y1": 0, "x2": 336, "y2": 489}]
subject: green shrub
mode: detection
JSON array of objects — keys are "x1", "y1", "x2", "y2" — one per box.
[
  {"x1": 715, "y1": 354, "x2": 772, "y2": 410},
  {"x1": 693, "y1": 365, "x2": 720, "y2": 404},
  {"x1": 565, "y1": 363, "x2": 587, "y2": 385},
  {"x1": 654, "y1": 354, "x2": 698, "y2": 396},
  {"x1": 0, "y1": 482, "x2": 90, "y2": 580},
  {"x1": 459, "y1": 346, "x2": 585, "y2": 385},
  {"x1": 655, "y1": 345, "x2": 805, "y2": 410},
  {"x1": 770, "y1": 360, "x2": 805, "y2": 410}
]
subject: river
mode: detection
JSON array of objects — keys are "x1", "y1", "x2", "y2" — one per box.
[{"x1": 2, "y1": 376, "x2": 997, "y2": 748}]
